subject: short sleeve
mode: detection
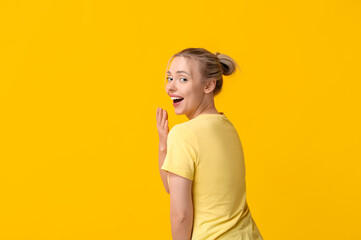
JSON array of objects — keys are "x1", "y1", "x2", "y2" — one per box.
[{"x1": 161, "y1": 124, "x2": 198, "y2": 181}]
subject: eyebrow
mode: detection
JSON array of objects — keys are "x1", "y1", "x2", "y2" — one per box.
[{"x1": 167, "y1": 70, "x2": 191, "y2": 76}]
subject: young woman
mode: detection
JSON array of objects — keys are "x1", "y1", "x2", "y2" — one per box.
[{"x1": 156, "y1": 48, "x2": 263, "y2": 240}]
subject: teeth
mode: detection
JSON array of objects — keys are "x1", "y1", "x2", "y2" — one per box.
[{"x1": 171, "y1": 97, "x2": 183, "y2": 100}]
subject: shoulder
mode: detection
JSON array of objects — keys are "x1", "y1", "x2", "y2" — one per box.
[
  {"x1": 168, "y1": 123, "x2": 195, "y2": 141},
  {"x1": 167, "y1": 123, "x2": 200, "y2": 165},
  {"x1": 168, "y1": 123, "x2": 199, "y2": 152}
]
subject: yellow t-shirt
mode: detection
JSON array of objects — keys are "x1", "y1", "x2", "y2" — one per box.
[{"x1": 161, "y1": 112, "x2": 263, "y2": 240}]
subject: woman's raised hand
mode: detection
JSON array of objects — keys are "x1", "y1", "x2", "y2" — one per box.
[{"x1": 156, "y1": 107, "x2": 169, "y2": 150}]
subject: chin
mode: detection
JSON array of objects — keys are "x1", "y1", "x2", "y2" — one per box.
[
  {"x1": 174, "y1": 107, "x2": 187, "y2": 115},
  {"x1": 174, "y1": 110, "x2": 183, "y2": 115}
]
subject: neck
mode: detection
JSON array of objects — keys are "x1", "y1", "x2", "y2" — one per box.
[{"x1": 186, "y1": 95, "x2": 219, "y2": 120}]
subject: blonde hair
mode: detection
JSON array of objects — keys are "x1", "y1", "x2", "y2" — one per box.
[{"x1": 165, "y1": 48, "x2": 239, "y2": 96}]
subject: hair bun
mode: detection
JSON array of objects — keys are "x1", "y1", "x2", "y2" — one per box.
[{"x1": 216, "y1": 53, "x2": 238, "y2": 76}]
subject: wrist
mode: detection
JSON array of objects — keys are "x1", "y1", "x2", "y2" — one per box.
[{"x1": 159, "y1": 145, "x2": 167, "y2": 152}]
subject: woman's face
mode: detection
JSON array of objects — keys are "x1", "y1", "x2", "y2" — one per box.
[{"x1": 165, "y1": 56, "x2": 207, "y2": 117}]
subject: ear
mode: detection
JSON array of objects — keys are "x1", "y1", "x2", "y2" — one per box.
[{"x1": 204, "y1": 78, "x2": 217, "y2": 94}]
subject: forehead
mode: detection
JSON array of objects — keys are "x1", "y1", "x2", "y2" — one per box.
[{"x1": 168, "y1": 56, "x2": 199, "y2": 76}]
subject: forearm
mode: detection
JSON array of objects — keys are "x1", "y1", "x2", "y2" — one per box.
[
  {"x1": 171, "y1": 214, "x2": 193, "y2": 240},
  {"x1": 158, "y1": 145, "x2": 169, "y2": 194}
]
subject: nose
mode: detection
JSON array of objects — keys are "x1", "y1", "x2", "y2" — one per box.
[{"x1": 165, "y1": 79, "x2": 177, "y2": 92}]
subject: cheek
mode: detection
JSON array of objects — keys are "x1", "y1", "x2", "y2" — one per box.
[
  {"x1": 183, "y1": 84, "x2": 203, "y2": 101},
  {"x1": 185, "y1": 92, "x2": 201, "y2": 104}
]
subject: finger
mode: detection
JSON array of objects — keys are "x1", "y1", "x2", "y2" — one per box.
[
  {"x1": 156, "y1": 108, "x2": 160, "y2": 125},
  {"x1": 157, "y1": 108, "x2": 162, "y2": 128},
  {"x1": 164, "y1": 110, "x2": 168, "y2": 129},
  {"x1": 157, "y1": 107, "x2": 161, "y2": 123},
  {"x1": 158, "y1": 108, "x2": 162, "y2": 128},
  {"x1": 164, "y1": 113, "x2": 168, "y2": 131},
  {"x1": 162, "y1": 109, "x2": 166, "y2": 128}
]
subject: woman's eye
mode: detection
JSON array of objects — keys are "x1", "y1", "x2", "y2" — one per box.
[
  {"x1": 166, "y1": 76, "x2": 173, "y2": 81},
  {"x1": 180, "y1": 78, "x2": 188, "y2": 82}
]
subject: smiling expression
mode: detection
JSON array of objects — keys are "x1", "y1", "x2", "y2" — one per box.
[{"x1": 165, "y1": 56, "x2": 209, "y2": 118}]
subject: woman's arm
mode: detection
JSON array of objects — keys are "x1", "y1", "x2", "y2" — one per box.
[
  {"x1": 169, "y1": 172, "x2": 194, "y2": 240},
  {"x1": 159, "y1": 145, "x2": 170, "y2": 194},
  {"x1": 157, "y1": 107, "x2": 170, "y2": 194}
]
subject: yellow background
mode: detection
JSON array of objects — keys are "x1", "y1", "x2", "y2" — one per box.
[{"x1": 1, "y1": 0, "x2": 360, "y2": 239}]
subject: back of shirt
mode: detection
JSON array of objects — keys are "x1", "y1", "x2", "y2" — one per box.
[{"x1": 161, "y1": 112, "x2": 263, "y2": 240}]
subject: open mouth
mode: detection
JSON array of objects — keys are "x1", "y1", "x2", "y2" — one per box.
[{"x1": 173, "y1": 98, "x2": 184, "y2": 103}]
